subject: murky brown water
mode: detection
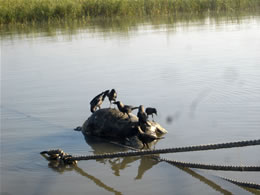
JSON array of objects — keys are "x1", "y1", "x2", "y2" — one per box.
[{"x1": 1, "y1": 14, "x2": 260, "y2": 194}]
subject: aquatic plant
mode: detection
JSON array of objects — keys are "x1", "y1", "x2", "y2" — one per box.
[{"x1": 0, "y1": 0, "x2": 259, "y2": 24}]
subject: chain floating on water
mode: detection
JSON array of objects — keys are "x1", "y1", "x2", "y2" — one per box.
[
  {"x1": 220, "y1": 177, "x2": 260, "y2": 190},
  {"x1": 41, "y1": 139, "x2": 260, "y2": 190},
  {"x1": 161, "y1": 158, "x2": 260, "y2": 171},
  {"x1": 41, "y1": 139, "x2": 260, "y2": 165}
]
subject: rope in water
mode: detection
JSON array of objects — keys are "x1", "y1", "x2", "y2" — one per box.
[
  {"x1": 41, "y1": 139, "x2": 260, "y2": 190},
  {"x1": 160, "y1": 158, "x2": 260, "y2": 171},
  {"x1": 41, "y1": 139, "x2": 260, "y2": 166},
  {"x1": 220, "y1": 177, "x2": 260, "y2": 190},
  {"x1": 42, "y1": 139, "x2": 260, "y2": 161}
]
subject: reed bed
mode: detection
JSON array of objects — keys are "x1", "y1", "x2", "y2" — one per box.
[{"x1": 0, "y1": 0, "x2": 259, "y2": 24}]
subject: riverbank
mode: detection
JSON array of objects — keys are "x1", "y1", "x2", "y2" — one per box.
[{"x1": 0, "y1": 0, "x2": 259, "y2": 24}]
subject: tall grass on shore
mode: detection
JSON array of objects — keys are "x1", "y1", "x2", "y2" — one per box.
[{"x1": 0, "y1": 0, "x2": 259, "y2": 24}]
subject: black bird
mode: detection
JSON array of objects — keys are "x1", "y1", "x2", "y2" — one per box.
[
  {"x1": 107, "y1": 89, "x2": 117, "y2": 106},
  {"x1": 145, "y1": 107, "x2": 157, "y2": 120},
  {"x1": 113, "y1": 101, "x2": 138, "y2": 118},
  {"x1": 137, "y1": 126, "x2": 163, "y2": 149},
  {"x1": 90, "y1": 90, "x2": 110, "y2": 113},
  {"x1": 137, "y1": 105, "x2": 148, "y2": 125}
]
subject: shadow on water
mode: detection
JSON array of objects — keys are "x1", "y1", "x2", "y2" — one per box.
[
  {"x1": 175, "y1": 166, "x2": 232, "y2": 194},
  {"x1": 176, "y1": 166, "x2": 260, "y2": 195},
  {"x1": 41, "y1": 134, "x2": 260, "y2": 195},
  {"x1": 41, "y1": 135, "x2": 160, "y2": 195},
  {"x1": 41, "y1": 154, "x2": 122, "y2": 194},
  {"x1": 41, "y1": 141, "x2": 244, "y2": 195},
  {"x1": 83, "y1": 135, "x2": 160, "y2": 178}
]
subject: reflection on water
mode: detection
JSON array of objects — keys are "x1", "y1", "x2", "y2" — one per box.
[
  {"x1": 44, "y1": 156, "x2": 234, "y2": 195},
  {"x1": 41, "y1": 135, "x2": 160, "y2": 195},
  {"x1": 1, "y1": 11, "x2": 259, "y2": 39},
  {"x1": 42, "y1": 134, "x2": 260, "y2": 194},
  {"x1": 1, "y1": 11, "x2": 260, "y2": 195},
  {"x1": 41, "y1": 135, "x2": 242, "y2": 195},
  {"x1": 83, "y1": 135, "x2": 159, "y2": 178},
  {"x1": 41, "y1": 154, "x2": 123, "y2": 195},
  {"x1": 176, "y1": 167, "x2": 232, "y2": 194}
]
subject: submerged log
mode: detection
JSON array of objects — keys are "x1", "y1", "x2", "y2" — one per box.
[{"x1": 81, "y1": 108, "x2": 167, "y2": 148}]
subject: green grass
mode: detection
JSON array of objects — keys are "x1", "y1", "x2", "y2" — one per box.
[{"x1": 0, "y1": 0, "x2": 259, "y2": 24}]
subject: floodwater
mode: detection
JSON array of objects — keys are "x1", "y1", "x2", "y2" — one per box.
[{"x1": 1, "y1": 14, "x2": 260, "y2": 194}]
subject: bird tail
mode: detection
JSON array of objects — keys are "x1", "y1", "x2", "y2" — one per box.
[
  {"x1": 74, "y1": 126, "x2": 82, "y2": 131},
  {"x1": 156, "y1": 137, "x2": 164, "y2": 140},
  {"x1": 132, "y1": 107, "x2": 139, "y2": 110}
]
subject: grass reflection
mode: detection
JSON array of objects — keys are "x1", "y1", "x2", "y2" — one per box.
[{"x1": 1, "y1": 11, "x2": 259, "y2": 39}]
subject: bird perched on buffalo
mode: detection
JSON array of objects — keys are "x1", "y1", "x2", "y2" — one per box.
[
  {"x1": 107, "y1": 89, "x2": 117, "y2": 106},
  {"x1": 137, "y1": 126, "x2": 163, "y2": 149},
  {"x1": 137, "y1": 105, "x2": 148, "y2": 125},
  {"x1": 145, "y1": 107, "x2": 157, "y2": 120},
  {"x1": 113, "y1": 101, "x2": 138, "y2": 118},
  {"x1": 90, "y1": 90, "x2": 110, "y2": 113}
]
